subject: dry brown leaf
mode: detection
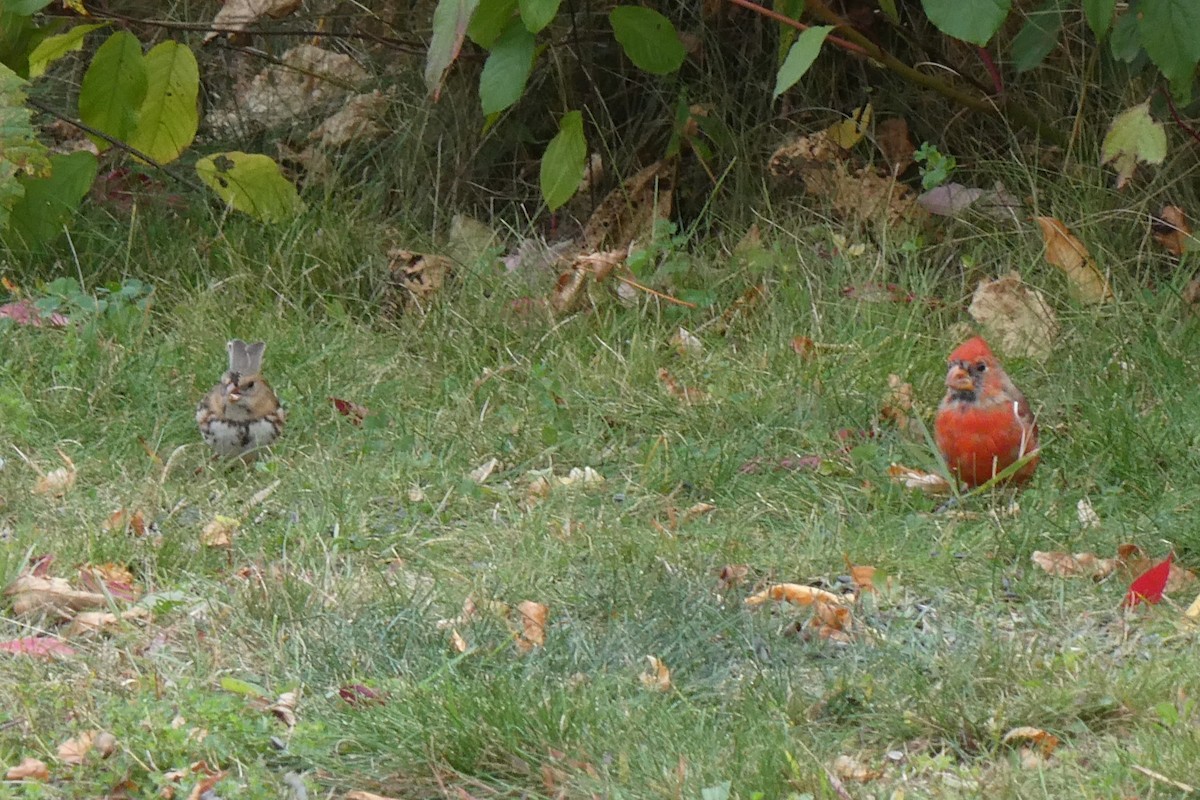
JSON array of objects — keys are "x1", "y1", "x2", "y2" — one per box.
[
  {"x1": 57, "y1": 730, "x2": 96, "y2": 765},
  {"x1": 880, "y1": 373, "x2": 913, "y2": 431},
  {"x1": 1185, "y1": 591, "x2": 1200, "y2": 620},
  {"x1": 1035, "y1": 217, "x2": 1113, "y2": 304},
  {"x1": 708, "y1": 283, "x2": 767, "y2": 335},
  {"x1": 732, "y1": 223, "x2": 762, "y2": 258},
  {"x1": 63, "y1": 607, "x2": 150, "y2": 636},
  {"x1": 657, "y1": 368, "x2": 708, "y2": 404},
  {"x1": 345, "y1": 792, "x2": 402, "y2": 800},
  {"x1": 381, "y1": 249, "x2": 454, "y2": 317},
  {"x1": 682, "y1": 502, "x2": 716, "y2": 522},
  {"x1": 268, "y1": 691, "x2": 298, "y2": 728},
  {"x1": 200, "y1": 515, "x2": 238, "y2": 548},
  {"x1": 887, "y1": 464, "x2": 951, "y2": 495},
  {"x1": 967, "y1": 271, "x2": 1059, "y2": 361},
  {"x1": 449, "y1": 629, "x2": 468, "y2": 653},
  {"x1": 1076, "y1": 498, "x2": 1101, "y2": 529},
  {"x1": 716, "y1": 564, "x2": 749, "y2": 591},
  {"x1": 579, "y1": 160, "x2": 677, "y2": 254},
  {"x1": 103, "y1": 508, "x2": 147, "y2": 536},
  {"x1": 92, "y1": 732, "x2": 117, "y2": 758},
  {"x1": 1002, "y1": 726, "x2": 1060, "y2": 758},
  {"x1": 468, "y1": 457, "x2": 499, "y2": 484},
  {"x1": 5, "y1": 574, "x2": 106, "y2": 618},
  {"x1": 638, "y1": 655, "x2": 671, "y2": 692},
  {"x1": 204, "y1": 0, "x2": 301, "y2": 42},
  {"x1": 843, "y1": 556, "x2": 876, "y2": 593},
  {"x1": 876, "y1": 117, "x2": 915, "y2": 174},
  {"x1": 1031, "y1": 550, "x2": 1119, "y2": 580},
  {"x1": 309, "y1": 90, "x2": 387, "y2": 148},
  {"x1": 514, "y1": 600, "x2": 548, "y2": 653},
  {"x1": 790, "y1": 335, "x2": 815, "y2": 359},
  {"x1": 1151, "y1": 205, "x2": 1192, "y2": 258},
  {"x1": 32, "y1": 448, "x2": 76, "y2": 497},
  {"x1": 831, "y1": 754, "x2": 881, "y2": 782},
  {"x1": 745, "y1": 583, "x2": 843, "y2": 607},
  {"x1": 6, "y1": 757, "x2": 50, "y2": 781},
  {"x1": 671, "y1": 326, "x2": 703, "y2": 356}
]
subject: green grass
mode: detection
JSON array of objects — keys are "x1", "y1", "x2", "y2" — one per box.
[{"x1": 3, "y1": 202, "x2": 1200, "y2": 800}]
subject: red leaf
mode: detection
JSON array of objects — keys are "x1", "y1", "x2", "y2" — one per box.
[
  {"x1": 1124, "y1": 553, "x2": 1174, "y2": 607},
  {"x1": 0, "y1": 300, "x2": 69, "y2": 328},
  {"x1": 338, "y1": 684, "x2": 384, "y2": 705},
  {"x1": 329, "y1": 396, "x2": 369, "y2": 425},
  {"x1": 0, "y1": 636, "x2": 76, "y2": 657}
]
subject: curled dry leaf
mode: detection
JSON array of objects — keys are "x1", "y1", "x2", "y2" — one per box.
[
  {"x1": 671, "y1": 326, "x2": 703, "y2": 356},
  {"x1": 468, "y1": 457, "x2": 499, "y2": 484},
  {"x1": 1035, "y1": 217, "x2": 1113, "y2": 304},
  {"x1": 876, "y1": 117, "x2": 915, "y2": 174},
  {"x1": 57, "y1": 730, "x2": 96, "y2": 765},
  {"x1": 381, "y1": 249, "x2": 453, "y2": 317},
  {"x1": 843, "y1": 556, "x2": 876, "y2": 593},
  {"x1": 1151, "y1": 205, "x2": 1192, "y2": 258},
  {"x1": 790, "y1": 335, "x2": 815, "y2": 359},
  {"x1": 204, "y1": 0, "x2": 301, "y2": 42},
  {"x1": 345, "y1": 792, "x2": 402, "y2": 800},
  {"x1": 32, "y1": 448, "x2": 76, "y2": 497},
  {"x1": 639, "y1": 655, "x2": 672, "y2": 692},
  {"x1": 514, "y1": 600, "x2": 549, "y2": 653},
  {"x1": 309, "y1": 90, "x2": 388, "y2": 149},
  {"x1": 745, "y1": 583, "x2": 843, "y2": 607},
  {"x1": 103, "y1": 508, "x2": 147, "y2": 536},
  {"x1": 64, "y1": 607, "x2": 150, "y2": 636},
  {"x1": 1031, "y1": 550, "x2": 1119, "y2": 580},
  {"x1": 1001, "y1": 726, "x2": 1060, "y2": 757},
  {"x1": 831, "y1": 754, "x2": 882, "y2": 782},
  {"x1": 825, "y1": 103, "x2": 872, "y2": 149},
  {"x1": 92, "y1": 731, "x2": 117, "y2": 758},
  {"x1": 657, "y1": 368, "x2": 708, "y2": 404},
  {"x1": 329, "y1": 396, "x2": 370, "y2": 425},
  {"x1": 200, "y1": 515, "x2": 239, "y2": 548},
  {"x1": 1076, "y1": 498, "x2": 1101, "y2": 529},
  {"x1": 5, "y1": 757, "x2": 50, "y2": 781},
  {"x1": 5, "y1": 574, "x2": 107, "y2": 619},
  {"x1": 715, "y1": 564, "x2": 749, "y2": 591},
  {"x1": 268, "y1": 691, "x2": 298, "y2": 728},
  {"x1": 880, "y1": 373, "x2": 913, "y2": 431},
  {"x1": 887, "y1": 464, "x2": 951, "y2": 496},
  {"x1": 579, "y1": 160, "x2": 676, "y2": 254},
  {"x1": 449, "y1": 628, "x2": 468, "y2": 653},
  {"x1": 968, "y1": 271, "x2": 1059, "y2": 360},
  {"x1": 808, "y1": 601, "x2": 855, "y2": 643}
]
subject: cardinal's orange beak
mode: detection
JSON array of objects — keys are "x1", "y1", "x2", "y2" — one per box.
[{"x1": 945, "y1": 364, "x2": 974, "y2": 392}]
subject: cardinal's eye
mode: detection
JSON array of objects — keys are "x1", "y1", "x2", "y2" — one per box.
[{"x1": 974, "y1": 362, "x2": 987, "y2": 373}]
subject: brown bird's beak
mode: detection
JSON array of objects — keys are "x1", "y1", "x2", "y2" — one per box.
[{"x1": 945, "y1": 364, "x2": 974, "y2": 392}]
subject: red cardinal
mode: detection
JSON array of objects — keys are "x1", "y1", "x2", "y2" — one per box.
[{"x1": 934, "y1": 336, "x2": 1039, "y2": 488}]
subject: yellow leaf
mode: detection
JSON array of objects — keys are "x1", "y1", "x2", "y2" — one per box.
[
  {"x1": 1034, "y1": 217, "x2": 1113, "y2": 304},
  {"x1": 639, "y1": 655, "x2": 671, "y2": 691},
  {"x1": 744, "y1": 583, "x2": 843, "y2": 607},
  {"x1": 826, "y1": 103, "x2": 873, "y2": 149}
]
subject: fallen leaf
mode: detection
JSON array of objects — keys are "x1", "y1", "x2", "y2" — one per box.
[
  {"x1": 308, "y1": 90, "x2": 388, "y2": 148},
  {"x1": 329, "y1": 396, "x2": 370, "y2": 425},
  {"x1": 744, "y1": 583, "x2": 843, "y2": 607},
  {"x1": 1185, "y1": 591, "x2": 1200, "y2": 620},
  {"x1": 338, "y1": 684, "x2": 384, "y2": 706},
  {"x1": 880, "y1": 373, "x2": 913, "y2": 431},
  {"x1": 1035, "y1": 217, "x2": 1113, "y2": 304},
  {"x1": 737, "y1": 454, "x2": 822, "y2": 474},
  {"x1": 64, "y1": 607, "x2": 150, "y2": 636},
  {"x1": 92, "y1": 732, "x2": 117, "y2": 758},
  {"x1": 103, "y1": 508, "x2": 147, "y2": 536},
  {"x1": 1151, "y1": 205, "x2": 1192, "y2": 258},
  {"x1": 449, "y1": 629, "x2": 468, "y2": 653},
  {"x1": 345, "y1": 792, "x2": 401, "y2": 800},
  {"x1": 657, "y1": 368, "x2": 708, "y2": 403},
  {"x1": 715, "y1": 564, "x2": 749, "y2": 591},
  {"x1": 0, "y1": 636, "x2": 75, "y2": 657},
  {"x1": 381, "y1": 249, "x2": 454, "y2": 317},
  {"x1": 1124, "y1": 554, "x2": 1173, "y2": 607},
  {"x1": 268, "y1": 691, "x2": 297, "y2": 728},
  {"x1": 876, "y1": 117, "x2": 914, "y2": 173},
  {"x1": 825, "y1": 103, "x2": 872, "y2": 149},
  {"x1": 468, "y1": 457, "x2": 499, "y2": 484},
  {"x1": 1100, "y1": 102, "x2": 1166, "y2": 190},
  {"x1": 514, "y1": 600, "x2": 549, "y2": 653},
  {"x1": 200, "y1": 515, "x2": 239, "y2": 548},
  {"x1": 1031, "y1": 550, "x2": 1119, "y2": 580},
  {"x1": 31, "y1": 448, "x2": 76, "y2": 497},
  {"x1": 887, "y1": 463, "x2": 951, "y2": 495},
  {"x1": 790, "y1": 335, "x2": 815, "y2": 359},
  {"x1": 1002, "y1": 726, "x2": 1060, "y2": 757},
  {"x1": 1076, "y1": 498, "x2": 1100, "y2": 529},
  {"x1": 579, "y1": 160, "x2": 677, "y2": 254},
  {"x1": 204, "y1": 0, "x2": 301, "y2": 42},
  {"x1": 4, "y1": 574, "x2": 106, "y2": 618},
  {"x1": 671, "y1": 326, "x2": 703, "y2": 356},
  {"x1": 57, "y1": 730, "x2": 96, "y2": 765},
  {"x1": 967, "y1": 271, "x2": 1059, "y2": 360},
  {"x1": 639, "y1": 655, "x2": 671, "y2": 691},
  {"x1": 5, "y1": 757, "x2": 49, "y2": 781},
  {"x1": 843, "y1": 556, "x2": 876, "y2": 593},
  {"x1": 831, "y1": 754, "x2": 881, "y2": 782},
  {"x1": 917, "y1": 183, "x2": 985, "y2": 217},
  {"x1": 0, "y1": 299, "x2": 69, "y2": 327}
]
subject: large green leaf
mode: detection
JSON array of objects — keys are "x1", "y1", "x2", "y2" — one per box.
[
  {"x1": 127, "y1": 40, "x2": 198, "y2": 164},
  {"x1": 773, "y1": 0, "x2": 805, "y2": 65},
  {"x1": 1083, "y1": 0, "x2": 1116, "y2": 40},
  {"x1": 479, "y1": 19, "x2": 535, "y2": 115},
  {"x1": 1108, "y1": 7, "x2": 1141, "y2": 61},
  {"x1": 609, "y1": 6, "x2": 686, "y2": 75},
  {"x1": 4, "y1": 151, "x2": 97, "y2": 248},
  {"x1": 1138, "y1": 0, "x2": 1200, "y2": 88},
  {"x1": 1010, "y1": 0, "x2": 1064, "y2": 73},
  {"x1": 3, "y1": 0, "x2": 54, "y2": 14},
  {"x1": 921, "y1": 0, "x2": 1011, "y2": 45},
  {"x1": 468, "y1": 0, "x2": 518, "y2": 47},
  {"x1": 425, "y1": 0, "x2": 481, "y2": 99},
  {"x1": 773, "y1": 26, "x2": 833, "y2": 98},
  {"x1": 540, "y1": 110, "x2": 585, "y2": 211},
  {"x1": 1100, "y1": 101, "x2": 1166, "y2": 188},
  {"x1": 196, "y1": 152, "x2": 305, "y2": 223},
  {"x1": 0, "y1": 62, "x2": 49, "y2": 228},
  {"x1": 27, "y1": 22, "x2": 106, "y2": 77},
  {"x1": 518, "y1": 0, "x2": 559, "y2": 33},
  {"x1": 78, "y1": 31, "x2": 147, "y2": 149}
]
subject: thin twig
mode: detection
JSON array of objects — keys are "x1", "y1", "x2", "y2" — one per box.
[
  {"x1": 612, "y1": 272, "x2": 697, "y2": 308},
  {"x1": 1161, "y1": 86, "x2": 1200, "y2": 149},
  {"x1": 1131, "y1": 764, "x2": 1195, "y2": 794},
  {"x1": 24, "y1": 97, "x2": 206, "y2": 193},
  {"x1": 974, "y1": 45, "x2": 1004, "y2": 95},
  {"x1": 724, "y1": 0, "x2": 867, "y2": 55}
]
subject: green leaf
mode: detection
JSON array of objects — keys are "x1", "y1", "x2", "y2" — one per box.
[
  {"x1": 540, "y1": 109, "x2": 585, "y2": 211},
  {"x1": 921, "y1": 0, "x2": 1011, "y2": 46},
  {"x1": 1100, "y1": 101, "x2": 1166, "y2": 188},
  {"x1": 425, "y1": 0, "x2": 481, "y2": 99},
  {"x1": 3, "y1": 151, "x2": 97, "y2": 248},
  {"x1": 1138, "y1": 0, "x2": 1200, "y2": 88},
  {"x1": 877, "y1": 0, "x2": 899, "y2": 22},
  {"x1": 2, "y1": 0, "x2": 53, "y2": 14},
  {"x1": 219, "y1": 676, "x2": 269, "y2": 698},
  {"x1": 479, "y1": 19, "x2": 535, "y2": 115},
  {"x1": 78, "y1": 31, "x2": 147, "y2": 149},
  {"x1": 0, "y1": 63, "x2": 49, "y2": 228},
  {"x1": 1083, "y1": 0, "x2": 1115, "y2": 40},
  {"x1": 126, "y1": 40, "x2": 198, "y2": 164},
  {"x1": 609, "y1": 6, "x2": 686, "y2": 75},
  {"x1": 773, "y1": 0, "x2": 805, "y2": 65},
  {"x1": 518, "y1": 0, "x2": 559, "y2": 33},
  {"x1": 1108, "y1": 7, "x2": 1141, "y2": 61},
  {"x1": 27, "y1": 22, "x2": 106, "y2": 78},
  {"x1": 1010, "y1": 0, "x2": 1064, "y2": 72},
  {"x1": 196, "y1": 151, "x2": 305, "y2": 223},
  {"x1": 773, "y1": 25, "x2": 833, "y2": 98},
  {"x1": 468, "y1": 0, "x2": 518, "y2": 47}
]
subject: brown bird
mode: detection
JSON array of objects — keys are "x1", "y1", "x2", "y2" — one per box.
[
  {"x1": 934, "y1": 336, "x2": 1038, "y2": 488},
  {"x1": 196, "y1": 339, "x2": 285, "y2": 460}
]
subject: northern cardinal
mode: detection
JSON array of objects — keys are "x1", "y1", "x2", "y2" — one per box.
[{"x1": 934, "y1": 336, "x2": 1038, "y2": 488}]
